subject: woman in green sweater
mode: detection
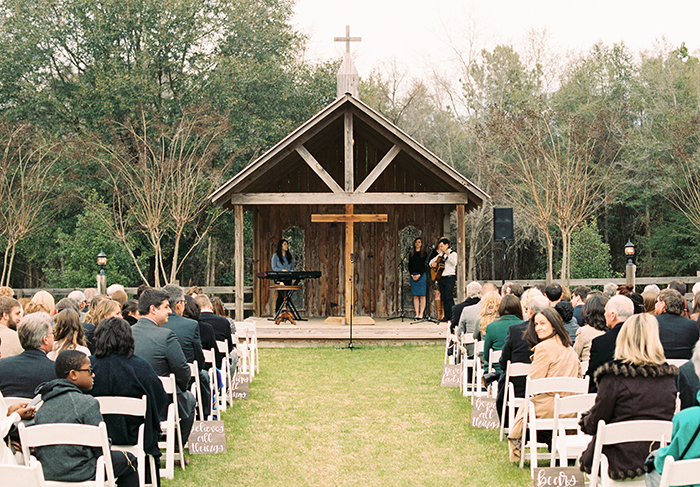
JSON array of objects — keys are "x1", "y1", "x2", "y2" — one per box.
[{"x1": 483, "y1": 294, "x2": 524, "y2": 373}]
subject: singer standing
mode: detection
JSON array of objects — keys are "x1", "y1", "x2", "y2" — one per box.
[
  {"x1": 408, "y1": 237, "x2": 427, "y2": 319},
  {"x1": 429, "y1": 237, "x2": 457, "y2": 323}
]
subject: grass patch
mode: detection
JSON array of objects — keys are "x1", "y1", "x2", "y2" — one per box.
[{"x1": 162, "y1": 345, "x2": 532, "y2": 486}]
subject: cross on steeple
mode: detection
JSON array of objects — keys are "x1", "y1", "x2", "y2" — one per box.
[
  {"x1": 334, "y1": 25, "x2": 361, "y2": 54},
  {"x1": 334, "y1": 25, "x2": 361, "y2": 98}
]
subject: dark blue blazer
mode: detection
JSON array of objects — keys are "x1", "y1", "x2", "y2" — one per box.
[{"x1": 0, "y1": 348, "x2": 57, "y2": 398}]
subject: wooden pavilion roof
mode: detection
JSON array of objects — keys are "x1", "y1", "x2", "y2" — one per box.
[{"x1": 209, "y1": 94, "x2": 489, "y2": 208}]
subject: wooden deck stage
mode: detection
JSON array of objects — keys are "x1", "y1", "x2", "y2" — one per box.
[{"x1": 243, "y1": 316, "x2": 448, "y2": 348}]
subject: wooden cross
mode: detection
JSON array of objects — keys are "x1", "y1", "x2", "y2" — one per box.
[
  {"x1": 312, "y1": 204, "x2": 387, "y2": 324},
  {"x1": 334, "y1": 25, "x2": 361, "y2": 54}
]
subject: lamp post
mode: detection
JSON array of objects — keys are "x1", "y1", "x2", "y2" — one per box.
[
  {"x1": 96, "y1": 251, "x2": 107, "y2": 295},
  {"x1": 624, "y1": 240, "x2": 636, "y2": 289}
]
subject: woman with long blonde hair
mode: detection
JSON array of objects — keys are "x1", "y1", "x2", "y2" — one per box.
[
  {"x1": 476, "y1": 291, "x2": 501, "y2": 339},
  {"x1": 48, "y1": 309, "x2": 89, "y2": 360}
]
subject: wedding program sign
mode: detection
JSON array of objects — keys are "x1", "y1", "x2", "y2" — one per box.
[
  {"x1": 470, "y1": 396, "x2": 500, "y2": 429},
  {"x1": 533, "y1": 467, "x2": 585, "y2": 487},
  {"x1": 232, "y1": 373, "x2": 250, "y2": 399},
  {"x1": 440, "y1": 364, "x2": 461, "y2": 387},
  {"x1": 188, "y1": 421, "x2": 226, "y2": 454}
]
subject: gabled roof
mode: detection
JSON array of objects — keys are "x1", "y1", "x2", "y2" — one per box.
[{"x1": 210, "y1": 94, "x2": 489, "y2": 208}]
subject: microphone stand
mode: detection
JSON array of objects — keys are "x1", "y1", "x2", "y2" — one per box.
[{"x1": 388, "y1": 250, "x2": 410, "y2": 322}]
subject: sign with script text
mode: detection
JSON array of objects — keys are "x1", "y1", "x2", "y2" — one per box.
[
  {"x1": 533, "y1": 467, "x2": 585, "y2": 487},
  {"x1": 232, "y1": 373, "x2": 250, "y2": 399},
  {"x1": 188, "y1": 421, "x2": 226, "y2": 454},
  {"x1": 441, "y1": 364, "x2": 461, "y2": 387},
  {"x1": 470, "y1": 396, "x2": 500, "y2": 429}
]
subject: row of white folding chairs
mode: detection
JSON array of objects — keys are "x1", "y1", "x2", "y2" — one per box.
[{"x1": 234, "y1": 322, "x2": 259, "y2": 379}]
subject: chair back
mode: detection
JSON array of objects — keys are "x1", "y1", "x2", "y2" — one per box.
[
  {"x1": 18, "y1": 421, "x2": 116, "y2": 487},
  {"x1": 589, "y1": 419, "x2": 673, "y2": 487},
  {"x1": 487, "y1": 350, "x2": 503, "y2": 373},
  {"x1": 658, "y1": 456, "x2": 700, "y2": 487},
  {"x1": 666, "y1": 359, "x2": 688, "y2": 368},
  {"x1": 189, "y1": 362, "x2": 205, "y2": 421},
  {"x1": 525, "y1": 376, "x2": 590, "y2": 398},
  {"x1": 0, "y1": 458, "x2": 46, "y2": 486},
  {"x1": 96, "y1": 395, "x2": 147, "y2": 417}
]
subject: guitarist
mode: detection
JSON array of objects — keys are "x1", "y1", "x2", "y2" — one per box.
[{"x1": 430, "y1": 237, "x2": 457, "y2": 324}]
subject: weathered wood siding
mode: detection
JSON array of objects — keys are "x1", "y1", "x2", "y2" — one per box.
[{"x1": 251, "y1": 204, "x2": 446, "y2": 317}]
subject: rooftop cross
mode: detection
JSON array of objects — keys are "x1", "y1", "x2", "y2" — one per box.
[{"x1": 334, "y1": 25, "x2": 361, "y2": 54}]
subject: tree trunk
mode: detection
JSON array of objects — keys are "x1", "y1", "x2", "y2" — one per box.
[
  {"x1": 169, "y1": 229, "x2": 182, "y2": 284},
  {"x1": 6, "y1": 242, "x2": 16, "y2": 287},
  {"x1": 1, "y1": 238, "x2": 10, "y2": 286},
  {"x1": 206, "y1": 236, "x2": 212, "y2": 287},
  {"x1": 560, "y1": 228, "x2": 570, "y2": 286},
  {"x1": 545, "y1": 231, "x2": 554, "y2": 284}
]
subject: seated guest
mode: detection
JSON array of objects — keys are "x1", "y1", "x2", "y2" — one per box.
[
  {"x1": 31, "y1": 290, "x2": 55, "y2": 316},
  {"x1": 555, "y1": 300, "x2": 579, "y2": 344},
  {"x1": 691, "y1": 292, "x2": 700, "y2": 321},
  {"x1": 122, "y1": 300, "x2": 139, "y2": 326},
  {"x1": 573, "y1": 294, "x2": 608, "y2": 361},
  {"x1": 47, "y1": 308, "x2": 90, "y2": 360},
  {"x1": 571, "y1": 286, "x2": 590, "y2": 327},
  {"x1": 0, "y1": 296, "x2": 23, "y2": 358},
  {"x1": 496, "y1": 294, "x2": 551, "y2": 422},
  {"x1": 0, "y1": 312, "x2": 56, "y2": 397},
  {"x1": 508, "y1": 307, "x2": 581, "y2": 461},
  {"x1": 67, "y1": 290, "x2": 87, "y2": 319},
  {"x1": 655, "y1": 288, "x2": 699, "y2": 359},
  {"x1": 183, "y1": 295, "x2": 215, "y2": 363},
  {"x1": 643, "y1": 290, "x2": 659, "y2": 315},
  {"x1": 677, "y1": 342, "x2": 700, "y2": 410},
  {"x1": 646, "y1": 389, "x2": 700, "y2": 486},
  {"x1": 0, "y1": 390, "x2": 35, "y2": 464},
  {"x1": 579, "y1": 313, "x2": 677, "y2": 481},
  {"x1": 211, "y1": 297, "x2": 236, "y2": 337},
  {"x1": 132, "y1": 289, "x2": 195, "y2": 446},
  {"x1": 483, "y1": 294, "x2": 523, "y2": 373},
  {"x1": 84, "y1": 298, "x2": 122, "y2": 353},
  {"x1": 475, "y1": 291, "x2": 501, "y2": 341},
  {"x1": 195, "y1": 294, "x2": 235, "y2": 367},
  {"x1": 90, "y1": 317, "x2": 168, "y2": 485},
  {"x1": 34, "y1": 350, "x2": 139, "y2": 486},
  {"x1": 55, "y1": 297, "x2": 80, "y2": 314},
  {"x1": 586, "y1": 295, "x2": 634, "y2": 392}
]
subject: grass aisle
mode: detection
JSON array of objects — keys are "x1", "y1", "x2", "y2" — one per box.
[{"x1": 163, "y1": 345, "x2": 532, "y2": 486}]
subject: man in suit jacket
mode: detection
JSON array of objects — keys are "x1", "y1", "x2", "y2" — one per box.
[
  {"x1": 132, "y1": 288, "x2": 195, "y2": 444},
  {"x1": 195, "y1": 294, "x2": 236, "y2": 369},
  {"x1": 0, "y1": 312, "x2": 57, "y2": 398},
  {"x1": 677, "y1": 343, "x2": 700, "y2": 410},
  {"x1": 655, "y1": 288, "x2": 699, "y2": 360},
  {"x1": 162, "y1": 284, "x2": 210, "y2": 417},
  {"x1": 586, "y1": 295, "x2": 634, "y2": 392}
]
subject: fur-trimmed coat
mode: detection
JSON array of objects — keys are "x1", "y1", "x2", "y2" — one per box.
[{"x1": 579, "y1": 360, "x2": 678, "y2": 480}]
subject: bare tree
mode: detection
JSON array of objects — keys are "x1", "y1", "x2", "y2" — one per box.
[{"x1": 0, "y1": 124, "x2": 61, "y2": 285}]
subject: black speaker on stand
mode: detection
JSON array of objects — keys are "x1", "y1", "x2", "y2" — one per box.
[{"x1": 493, "y1": 208, "x2": 514, "y2": 286}]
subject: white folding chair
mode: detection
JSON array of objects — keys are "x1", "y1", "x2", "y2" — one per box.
[
  {"x1": 666, "y1": 359, "x2": 688, "y2": 368},
  {"x1": 245, "y1": 323, "x2": 259, "y2": 378},
  {"x1": 551, "y1": 393, "x2": 597, "y2": 467},
  {"x1": 189, "y1": 362, "x2": 205, "y2": 421},
  {"x1": 216, "y1": 339, "x2": 232, "y2": 407},
  {"x1": 658, "y1": 455, "x2": 700, "y2": 487},
  {"x1": 96, "y1": 395, "x2": 157, "y2": 487},
  {"x1": 580, "y1": 360, "x2": 589, "y2": 376},
  {"x1": 203, "y1": 348, "x2": 221, "y2": 420},
  {"x1": 500, "y1": 361, "x2": 532, "y2": 441},
  {"x1": 158, "y1": 374, "x2": 185, "y2": 479},
  {"x1": 0, "y1": 457, "x2": 47, "y2": 486},
  {"x1": 471, "y1": 341, "x2": 486, "y2": 398},
  {"x1": 18, "y1": 421, "x2": 116, "y2": 487},
  {"x1": 589, "y1": 419, "x2": 673, "y2": 487},
  {"x1": 485, "y1": 349, "x2": 503, "y2": 398},
  {"x1": 444, "y1": 332, "x2": 458, "y2": 365},
  {"x1": 520, "y1": 376, "x2": 590, "y2": 476},
  {"x1": 235, "y1": 324, "x2": 250, "y2": 377},
  {"x1": 458, "y1": 333, "x2": 475, "y2": 395}
]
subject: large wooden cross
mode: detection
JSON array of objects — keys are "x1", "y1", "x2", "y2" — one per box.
[
  {"x1": 334, "y1": 25, "x2": 361, "y2": 54},
  {"x1": 312, "y1": 204, "x2": 387, "y2": 324}
]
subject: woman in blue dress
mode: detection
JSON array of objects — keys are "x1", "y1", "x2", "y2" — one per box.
[
  {"x1": 271, "y1": 239, "x2": 295, "y2": 312},
  {"x1": 408, "y1": 237, "x2": 427, "y2": 319}
]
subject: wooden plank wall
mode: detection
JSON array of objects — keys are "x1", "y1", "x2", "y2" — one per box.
[{"x1": 251, "y1": 204, "x2": 446, "y2": 317}]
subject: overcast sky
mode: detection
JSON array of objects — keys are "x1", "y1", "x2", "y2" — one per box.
[{"x1": 292, "y1": 0, "x2": 700, "y2": 78}]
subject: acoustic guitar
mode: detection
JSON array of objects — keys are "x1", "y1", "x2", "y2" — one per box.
[{"x1": 430, "y1": 253, "x2": 448, "y2": 282}]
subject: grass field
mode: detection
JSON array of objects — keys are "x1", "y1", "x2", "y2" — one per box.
[{"x1": 161, "y1": 345, "x2": 533, "y2": 486}]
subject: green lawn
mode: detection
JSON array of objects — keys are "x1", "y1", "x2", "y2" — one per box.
[{"x1": 162, "y1": 345, "x2": 532, "y2": 486}]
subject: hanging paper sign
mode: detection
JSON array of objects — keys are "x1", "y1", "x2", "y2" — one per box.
[{"x1": 441, "y1": 364, "x2": 461, "y2": 387}]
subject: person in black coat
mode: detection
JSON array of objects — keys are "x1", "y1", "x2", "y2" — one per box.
[
  {"x1": 195, "y1": 294, "x2": 234, "y2": 367},
  {"x1": 183, "y1": 295, "x2": 216, "y2": 366},
  {"x1": 0, "y1": 312, "x2": 57, "y2": 398},
  {"x1": 585, "y1": 295, "x2": 635, "y2": 392},
  {"x1": 90, "y1": 317, "x2": 168, "y2": 485},
  {"x1": 655, "y1": 289, "x2": 700, "y2": 360}
]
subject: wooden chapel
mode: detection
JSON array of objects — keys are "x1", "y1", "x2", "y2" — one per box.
[{"x1": 209, "y1": 28, "x2": 488, "y2": 321}]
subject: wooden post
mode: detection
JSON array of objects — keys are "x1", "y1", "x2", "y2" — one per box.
[
  {"x1": 456, "y1": 204, "x2": 465, "y2": 303},
  {"x1": 344, "y1": 111, "x2": 354, "y2": 192},
  {"x1": 234, "y1": 205, "x2": 244, "y2": 320},
  {"x1": 345, "y1": 204, "x2": 353, "y2": 323}
]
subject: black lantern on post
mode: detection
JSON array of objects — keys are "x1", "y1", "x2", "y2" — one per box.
[
  {"x1": 97, "y1": 251, "x2": 107, "y2": 275},
  {"x1": 624, "y1": 239, "x2": 636, "y2": 288}
]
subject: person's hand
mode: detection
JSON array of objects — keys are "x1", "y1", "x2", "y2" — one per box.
[
  {"x1": 430, "y1": 262, "x2": 436, "y2": 268},
  {"x1": 412, "y1": 274, "x2": 419, "y2": 281},
  {"x1": 8, "y1": 403, "x2": 35, "y2": 420}
]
